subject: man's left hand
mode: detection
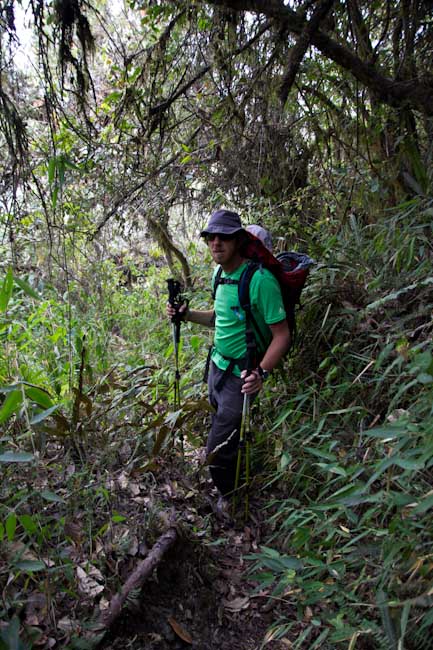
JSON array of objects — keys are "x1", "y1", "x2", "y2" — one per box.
[{"x1": 241, "y1": 368, "x2": 263, "y2": 394}]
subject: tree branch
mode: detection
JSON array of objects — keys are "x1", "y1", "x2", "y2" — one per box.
[
  {"x1": 99, "y1": 524, "x2": 178, "y2": 630},
  {"x1": 202, "y1": 0, "x2": 433, "y2": 115},
  {"x1": 279, "y1": 0, "x2": 335, "y2": 105},
  {"x1": 148, "y1": 19, "x2": 272, "y2": 126}
]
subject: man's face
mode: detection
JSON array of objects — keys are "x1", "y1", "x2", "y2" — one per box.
[{"x1": 205, "y1": 233, "x2": 239, "y2": 265}]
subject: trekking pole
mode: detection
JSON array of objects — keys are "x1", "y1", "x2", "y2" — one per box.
[
  {"x1": 233, "y1": 391, "x2": 251, "y2": 517},
  {"x1": 233, "y1": 327, "x2": 256, "y2": 518},
  {"x1": 167, "y1": 278, "x2": 183, "y2": 454}
]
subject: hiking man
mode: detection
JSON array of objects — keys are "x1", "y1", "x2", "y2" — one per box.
[{"x1": 167, "y1": 209, "x2": 291, "y2": 502}]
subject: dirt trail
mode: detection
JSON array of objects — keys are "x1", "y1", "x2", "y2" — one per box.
[{"x1": 102, "y1": 458, "x2": 292, "y2": 650}]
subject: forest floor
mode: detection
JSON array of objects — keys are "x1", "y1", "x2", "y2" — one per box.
[
  {"x1": 101, "y1": 448, "x2": 301, "y2": 650},
  {"x1": 2, "y1": 436, "x2": 308, "y2": 650}
]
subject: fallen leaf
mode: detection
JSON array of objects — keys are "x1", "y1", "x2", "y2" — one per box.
[
  {"x1": 262, "y1": 626, "x2": 281, "y2": 643},
  {"x1": 223, "y1": 596, "x2": 250, "y2": 612},
  {"x1": 5, "y1": 541, "x2": 39, "y2": 562},
  {"x1": 64, "y1": 519, "x2": 83, "y2": 544},
  {"x1": 128, "y1": 482, "x2": 140, "y2": 497},
  {"x1": 98, "y1": 598, "x2": 110, "y2": 611},
  {"x1": 76, "y1": 565, "x2": 104, "y2": 598},
  {"x1": 387, "y1": 409, "x2": 409, "y2": 422},
  {"x1": 58, "y1": 617, "x2": 76, "y2": 633},
  {"x1": 128, "y1": 536, "x2": 139, "y2": 556},
  {"x1": 167, "y1": 617, "x2": 192, "y2": 644},
  {"x1": 25, "y1": 592, "x2": 48, "y2": 627},
  {"x1": 117, "y1": 472, "x2": 129, "y2": 490}
]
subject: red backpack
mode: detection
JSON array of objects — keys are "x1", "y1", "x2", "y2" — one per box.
[{"x1": 213, "y1": 232, "x2": 314, "y2": 354}]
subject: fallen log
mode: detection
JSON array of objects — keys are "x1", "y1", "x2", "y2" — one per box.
[{"x1": 99, "y1": 524, "x2": 178, "y2": 630}]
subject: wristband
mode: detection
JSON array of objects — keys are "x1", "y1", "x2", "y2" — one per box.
[{"x1": 257, "y1": 366, "x2": 269, "y2": 381}]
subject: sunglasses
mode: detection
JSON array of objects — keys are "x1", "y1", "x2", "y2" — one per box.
[{"x1": 204, "y1": 233, "x2": 236, "y2": 242}]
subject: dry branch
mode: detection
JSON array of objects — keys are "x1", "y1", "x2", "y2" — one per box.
[{"x1": 99, "y1": 524, "x2": 178, "y2": 630}]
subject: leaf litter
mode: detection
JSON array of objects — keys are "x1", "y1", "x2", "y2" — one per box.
[{"x1": 1, "y1": 433, "x2": 301, "y2": 650}]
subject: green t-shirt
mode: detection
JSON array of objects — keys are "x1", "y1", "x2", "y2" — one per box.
[{"x1": 211, "y1": 262, "x2": 286, "y2": 376}]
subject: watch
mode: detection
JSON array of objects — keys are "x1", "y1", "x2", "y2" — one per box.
[{"x1": 257, "y1": 366, "x2": 270, "y2": 381}]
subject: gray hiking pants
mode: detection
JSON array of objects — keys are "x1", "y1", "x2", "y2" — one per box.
[{"x1": 206, "y1": 362, "x2": 256, "y2": 496}]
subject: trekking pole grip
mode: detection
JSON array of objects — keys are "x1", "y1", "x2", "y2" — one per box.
[{"x1": 167, "y1": 278, "x2": 183, "y2": 325}]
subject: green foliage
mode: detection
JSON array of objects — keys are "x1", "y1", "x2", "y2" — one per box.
[
  {"x1": 250, "y1": 198, "x2": 433, "y2": 649},
  {"x1": 1, "y1": 1, "x2": 432, "y2": 644},
  {"x1": 0, "y1": 617, "x2": 31, "y2": 650}
]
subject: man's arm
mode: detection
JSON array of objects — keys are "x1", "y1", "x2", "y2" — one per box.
[
  {"x1": 259, "y1": 319, "x2": 291, "y2": 371},
  {"x1": 242, "y1": 319, "x2": 291, "y2": 394},
  {"x1": 166, "y1": 302, "x2": 215, "y2": 328},
  {"x1": 185, "y1": 308, "x2": 215, "y2": 328}
]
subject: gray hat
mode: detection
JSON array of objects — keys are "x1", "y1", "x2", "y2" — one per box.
[
  {"x1": 200, "y1": 209, "x2": 244, "y2": 237},
  {"x1": 246, "y1": 225, "x2": 273, "y2": 252}
]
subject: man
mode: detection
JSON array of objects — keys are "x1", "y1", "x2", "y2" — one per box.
[{"x1": 167, "y1": 209, "x2": 290, "y2": 503}]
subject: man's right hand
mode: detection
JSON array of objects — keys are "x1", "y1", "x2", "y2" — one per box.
[{"x1": 166, "y1": 302, "x2": 189, "y2": 322}]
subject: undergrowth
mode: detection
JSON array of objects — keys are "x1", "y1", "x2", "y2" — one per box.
[
  {"x1": 0, "y1": 198, "x2": 432, "y2": 648},
  {"x1": 250, "y1": 196, "x2": 433, "y2": 649}
]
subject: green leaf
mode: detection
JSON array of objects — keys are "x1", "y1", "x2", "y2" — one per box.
[
  {"x1": 305, "y1": 447, "x2": 336, "y2": 461},
  {"x1": 19, "y1": 514, "x2": 38, "y2": 535},
  {"x1": 260, "y1": 546, "x2": 281, "y2": 559},
  {"x1": 6, "y1": 513, "x2": 17, "y2": 541},
  {"x1": 13, "y1": 277, "x2": 41, "y2": 300},
  {"x1": 413, "y1": 493, "x2": 433, "y2": 515},
  {"x1": 63, "y1": 157, "x2": 81, "y2": 171},
  {"x1": 412, "y1": 351, "x2": 433, "y2": 372},
  {"x1": 417, "y1": 373, "x2": 433, "y2": 385},
  {"x1": 14, "y1": 560, "x2": 46, "y2": 572},
  {"x1": 52, "y1": 185, "x2": 58, "y2": 210},
  {"x1": 365, "y1": 425, "x2": 407, "y2": 439},
  {"x1": 48, "y1": 157, "x2": 56, "y2": 184},
  {"x1": 280, "y1": 452, "x2": 291, "y2": 470},
  {"x1": 104, "y1": 90, "x2": 123, "y2": 103},
  {"x1": 25, "y1": 386, "x2": 53, "y2": 409},
  {"x1": 0, "y1": 452, "x2": 35, "y2": 463},
  {"x1": 0, "y1": 267, "x2": 14, "y2": 312},
  {"x1": 190, "y1": 335, "x2": 201, "y2": 353},
  {"x1": 58, "y1": 157, "x2": 65, "y2": 187},
  {"x1": 0, "y1": 390, "x2": 23, "y2": 424},
  {"x1": 277, "y1": 555, "x2": 303, "y2": 570},
  {"x1": 0, "y1": 615, "x2": 30, "y2": 650},
  {"x1": 40, "y1": 490, "x2": 65, "y2": 503},
  {"x1": 317, "y1": 462, "x2": 347, "y2": 477},
  {"x1": 30, "y1": 404, "x2": 59, "y2": 425}
]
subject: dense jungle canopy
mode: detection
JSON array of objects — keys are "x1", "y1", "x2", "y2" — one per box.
[{"x1": 0, "y1": 1, "x2": 433, "y2": 649}]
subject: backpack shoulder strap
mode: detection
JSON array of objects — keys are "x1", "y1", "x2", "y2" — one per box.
[
  {"x1": 212, "y1": 266, "x2": 223, "y2": 300},
  {"x1": 238, "y1": 262, "x2": 268, "y2": 352},
  {"x1": 238, "y1": 262, "x2": 259, "y2": 311},
  {"x1": 212, "y1": 265, "x2": 240, "y2": 299}
]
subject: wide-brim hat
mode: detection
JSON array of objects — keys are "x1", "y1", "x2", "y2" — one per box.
[{"x1": 200, "y1": 209, "x2": 245, "y2": 237}]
